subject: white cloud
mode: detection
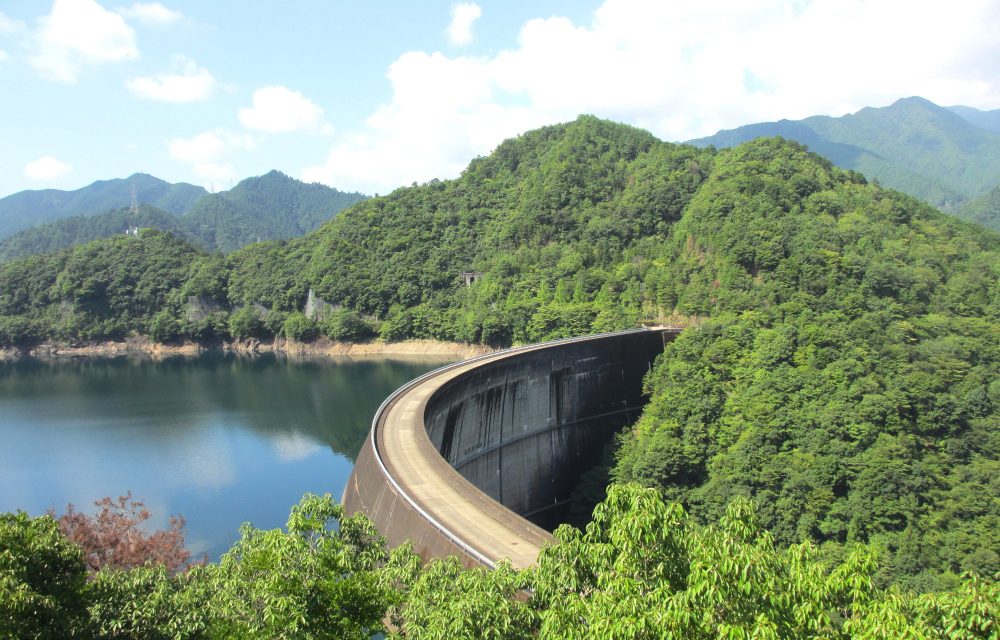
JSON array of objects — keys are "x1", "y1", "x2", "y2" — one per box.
[
  {"x1": 168, "y1": 130, "x2": 253, "y2": 183},
  {"x1": 30, "y1": 0, "x2": 138, "y2": 82},
  {"x1": 447, "y1": 3, "x2": 482, "y2": 46},
  {"x1": 128, "y1": 55, "x2": 215, "y2": 102},
  {"x1": 0, "y1": 11, "x2": 26, "y2": 35},
  {"x1": 192, "y1": 163, "x2": 237, "y2": 185},
  {"x1": 238, "y1": 86, "x2": 328, "y2": 134},
  {"x1": 25, "y1": 155, "x2": 73, "y2": 181},
  {"x1": 0, "y1": 13, "x2": 26, "y2": 65},
  {"x1": 168, "y1": 132, "x2": 227, "y2": 164},
  {"x1": 304, "y1": 0, "x2": 1000, "y2": 195},
  {"x1": 116, "y1": 2, "x2": 183, "y2": 26},
  {"x1": 168, "y1": 130, "x2": 253, "y2": 164},
  {"x1": 303, "y1": 51, "x2": 541, "y2": 194}
]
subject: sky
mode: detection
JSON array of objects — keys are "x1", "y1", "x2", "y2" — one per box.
[{"x1": 2, "y1": 0, "x2": 999, "y2": 199}]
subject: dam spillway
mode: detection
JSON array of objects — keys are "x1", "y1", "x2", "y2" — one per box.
[{"x1": 342, "y1": 328, "x2": 680, "y2": 569}]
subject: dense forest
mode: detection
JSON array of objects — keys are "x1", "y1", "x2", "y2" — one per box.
[
  {"x1": 959, "y1": 184, "x2": 1000, "y2": 231},
  {"x1": 3, "y1": 488, "x2": 996, "y2": 639},
  {"x1": 1, "y1": 116, "x2": 998, "y2": 600},
  {"x1": 0, "y1": 171, "x2": 367, "y2": 259},
  {"x1": 0, "y1": 204, "x2": 190, "y2": 261},
  {"x1": 0, "y1": 173, "x2": 206, "y2": 240},
  {"x1": 690, "y1": 96, "x2": 1000, "y2": 227}
]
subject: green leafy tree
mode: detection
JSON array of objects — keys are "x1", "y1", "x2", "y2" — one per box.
[
  {"x1": 283, "y1": 312, "x2": 319, "y2": 342},
  {"x1": 148, "y1": 309, "x2": 181, "y2": 343},
  {"x1": 84, "y1": 565, "x2": 210, "y2": 640},
  {"x1": 203, "y1": 493, "x2": 392, "y2": 639},
  {"x1": 386, "y1": 550, "x2": 534, "y2": 640},
  {"x1": 227, "y1": 306, "x2": 266, "y2": 341},
  {"x1": 0, "y1": 512, "x2": 88, "y2": 639},
  {"x1": 326, "y1": 309, "x2": 376, "y2": 342}
]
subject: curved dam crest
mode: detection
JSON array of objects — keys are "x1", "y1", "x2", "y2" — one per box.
[{"x1": 343, "y1": 328, "x2": 680, "y2": 569}]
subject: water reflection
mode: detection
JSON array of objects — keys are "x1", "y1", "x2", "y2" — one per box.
[{"x1": 0, "y1": 353, "x2": 449, "y2": 558}]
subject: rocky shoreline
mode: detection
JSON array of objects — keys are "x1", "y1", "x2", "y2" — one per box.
[{"x1": 0, "y1": 336, "x2": 493, "y2": 362}]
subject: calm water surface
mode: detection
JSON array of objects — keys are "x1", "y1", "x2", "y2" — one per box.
[{"x1": 0, "y1": 353, "x2": 449, "y2": 558}]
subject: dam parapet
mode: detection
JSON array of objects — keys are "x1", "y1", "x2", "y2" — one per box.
[{"x1": 343, "y1": 328, "x2": 679, "y2": 569}]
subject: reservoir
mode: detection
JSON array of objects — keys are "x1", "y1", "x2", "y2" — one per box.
[{"x1": 0, "y1": 353, "x2": 450, "y2": 559}]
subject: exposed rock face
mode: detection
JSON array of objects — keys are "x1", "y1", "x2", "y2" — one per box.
[
  {"x1": 304, "y1": 288, "x2": 340, "y2": 321},
  {"x1": 185, "y1": 296, "x2": 225, "y2": 323}
]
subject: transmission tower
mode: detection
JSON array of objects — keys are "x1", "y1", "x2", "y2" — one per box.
[{"x1": 129, "y1": 182, "x2": 139, "y2": 215}]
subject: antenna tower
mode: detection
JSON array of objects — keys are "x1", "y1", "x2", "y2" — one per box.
[{"x1": 129, "y1": 183, "x2": 139, "y2": 215}]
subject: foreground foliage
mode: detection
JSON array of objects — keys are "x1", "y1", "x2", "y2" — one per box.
[
  {"x1": 2, "y1": 489, "x2": 995, "y2": 639},
  {"x1": 54, "y1": 492, "x2": 194, "y2": 574},
  {"x1": 390, "y1": 485, "x2": 997, "y2": 639},
  {"x1": 1, "y1": 494, "x2": 390, "y2": 639}
]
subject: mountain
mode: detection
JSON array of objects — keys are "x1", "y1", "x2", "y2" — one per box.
[
  {"x1": 180, "y1": 170, "x2": 367, "y2": 252},
  {"x1": 0, "y1": 171, "x2": 368, "y2": 259},
  {"x1": 0, "y1": 204, "x2": 192, "y2": 262},
  {"x1": 690, "y1": 96, "x2": 1000, "y2": 212},
  {"x1": 0, "y1": 173, "x2": 206, "y2": 240},
  {"x1": 0, "y1": 117, "x2": 997, "y2": 589},
  {"x1": 949, "y1": 104, "x2": 1000, "y2": 132},
  {"x1": 957, "y1": 183, "x2": 1000, "y2": 230}
]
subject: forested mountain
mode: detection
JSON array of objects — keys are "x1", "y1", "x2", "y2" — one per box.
[
  {"x1": 958, "y1": 183, "x2": 1000, "y2": 230},
  {"x1": 948, "y1": 104, "x2": 1000, "y2": 133},
  {"x1": 179, "y1": 170, "x2": 367, "y2": 252},
  {"x1": 0, "y1": 173, "x2": 206, "y2": 240},
  {"x1": 690, "y1": 96, "x2": 1000, "y2": 221},
  {"x1": 0, "y1": 171, "x2": 368, "y2": 259},
  {"x1": 1, "y1": 116, "x2": 997, "y2": 590},
  {"x1": 0, "y1": 204, "x2": 191, "y2": 261}
]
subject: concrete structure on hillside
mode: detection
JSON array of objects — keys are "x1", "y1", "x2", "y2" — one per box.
[{"x1": 342, "y1": 328, "x2": 680, "y2": 569}]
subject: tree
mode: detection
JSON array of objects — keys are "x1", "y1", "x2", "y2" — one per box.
[
  {"x1": 283, "y1": 311, "x2": 318, "y2": 342},
  {"x1": 203, "y1": 493, "x2": 392, "y2": 639},
  {"x1": 0, "y1": 512, "x2": 88, "y2": 639},
  {"x1": 53, "y1": 492, "x2": 194, "y2": 574},
  {"x1": 386, "y1": 550, "x2": 534, "y2": 640}
]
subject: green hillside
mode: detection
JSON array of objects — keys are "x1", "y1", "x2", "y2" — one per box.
[
  {"x1": 0, "y1": 171, "x2": 368, "y2": 259},
  {"x1": 957, "y1": 183, "x2": 1000, "y2": 230},
  {"x1": 0, "y1": 117, "x2": 997, "y2": 590},
  {"x1": 180, "y1": 170, "x2": 367, "y2": 252},
  {"x1": 949, "y1": 104, "x2": 1000, "y2": 133},
  {"x1": 0, "y1": 204, "x2": 193, "y2": 262},
  {"x1": 691, "y1": 96, "x2": 1000, "y2": 212},
  {"x1": 0, "y1": 173, "x2": 206, "y2": 240}
]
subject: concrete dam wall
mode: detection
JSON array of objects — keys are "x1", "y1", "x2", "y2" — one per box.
[{"x1": 342, "y1": 329, "x2": 678, "y2": 569}]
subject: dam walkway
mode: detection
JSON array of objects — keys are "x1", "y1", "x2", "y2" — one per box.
[{"x1": 343, "y1": 328, "x2": 680, "y2": 569}]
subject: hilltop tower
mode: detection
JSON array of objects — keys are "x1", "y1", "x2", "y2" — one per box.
[{"x1": 129, "y1": 182, "x2": 139, "y2": 215}]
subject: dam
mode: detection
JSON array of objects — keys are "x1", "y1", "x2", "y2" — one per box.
[{"x1": 342, "y1": 328, "x2": 680, "y2": 569}]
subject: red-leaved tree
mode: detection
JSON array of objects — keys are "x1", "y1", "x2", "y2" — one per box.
[{"x1": 51, "y1": 492, "x2": 198, "y2": 574}]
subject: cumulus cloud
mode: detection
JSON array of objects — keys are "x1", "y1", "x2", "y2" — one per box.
[
  {"x1": 238, "y1": 86, "x2": 328, "y2": 134},
  {"x1": 128, "y1": 55, "x2": 215, "y2": 102},
  {"x1": 0, "y1": 13, "x2": 26, "y2": 64},
  {"x1": 304, "y1": 0, "x2": 1000, "y2": 195},
  {"x1": 303, "y1": 52, "x2": 541, "y2": 194},
  {"x1": 116, "y1": 2, "x2": 183, "y2": 26},
  {"x1": 447, "y1": 3, "x2": 482, "y2": 46},
  {"x1": 168, "y1": 130, "x2": 254, "y2": 183},
  {"x1": 25, "y1": 155, "x2": 73, "y2": 181},
  {"x1": 0, "y1": 11, "x2": 26, "y2": 35},
  {"x1": 31, "y1": 0, "x2": 138, "y2": 82}
]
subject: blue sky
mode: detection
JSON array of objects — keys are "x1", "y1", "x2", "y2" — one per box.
[{"x1": 2, "y1": 0, "x2": 999, "y2": 198}]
